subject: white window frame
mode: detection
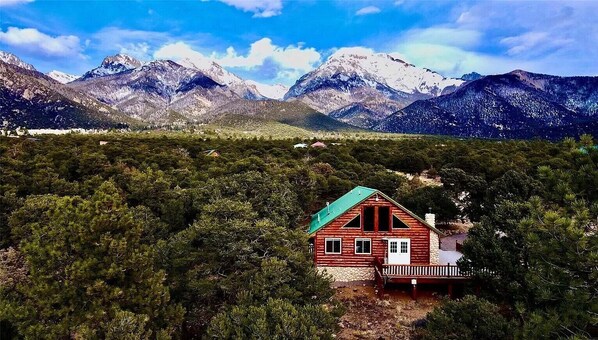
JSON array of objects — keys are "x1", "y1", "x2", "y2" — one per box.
[
  {"x1": 325, "y1": 238, "x2": 342, "y2": 254},
  {"x1": 354, "y1": 238, "x2": 372, "y2": 255}
]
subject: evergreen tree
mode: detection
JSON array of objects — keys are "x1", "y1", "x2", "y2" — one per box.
[{"x1": 1, "y1": 181, "x2": 184, "y2": 339}]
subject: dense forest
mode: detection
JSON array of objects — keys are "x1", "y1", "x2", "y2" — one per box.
[{"x1": 0, "y1": 133, "x2": 596, "y2": 339}]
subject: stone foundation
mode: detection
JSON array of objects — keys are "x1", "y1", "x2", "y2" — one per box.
[
  {"x1": 429, "y1": 230, "x2": 440, "y2": 265},
  {"x1": 317, "y1": 266, "x2": 374, "y2": 282}
]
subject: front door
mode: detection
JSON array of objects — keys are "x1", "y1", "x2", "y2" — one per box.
[{"x1": 388, "y1": 238, "x2": 410, "y2": 264}]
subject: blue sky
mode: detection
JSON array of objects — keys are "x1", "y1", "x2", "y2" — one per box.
[{"x1": 1, "y1": 0, "x2": 597, "y2": 85}]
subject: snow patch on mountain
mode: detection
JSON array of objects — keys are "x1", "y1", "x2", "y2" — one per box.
[
  {"x1": 246, "y1": 81, "x2": 288, "y2": 100},
  {"x1": 47, "y1": 70, "x2": 79, "y2": 84}
]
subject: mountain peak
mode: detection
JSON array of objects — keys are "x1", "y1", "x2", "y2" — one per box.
[
  {"x1": 101, "y1": 54, "x2": 142, "y2": 68},
  {"x1": 0, "y1": 51, "x2": 36, "y2": 71},
  {"x1": 460, "y1": 72, "x2": 484, "y2": 81},
  {"x1": 79, "y1": 54, "x2": 142, "y2": 80}
]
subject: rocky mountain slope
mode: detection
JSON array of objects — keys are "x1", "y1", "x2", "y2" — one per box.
[
  {"x1": 0, "y1": 51, "x2": 36, "y2": 71},
  {"x1": 0, "y1": 58, "x2": 134, "y2": 129},
  {"x1": 375, "y1": 70, "x2": 598, "y2": 139},
  {"x1": 285, "y1": 48, "x2": 463, "y2": 128},
  {"x1": 69, "y1": 58, "x2": 243, "y2": 123},
  {"x1": 177, "y1": 58, "x2": 265, "y2": 100}
]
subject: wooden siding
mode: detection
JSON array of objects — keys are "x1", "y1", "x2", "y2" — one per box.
[{"x1": 314, "y1": 195, "x2": 431, "y2": 267}]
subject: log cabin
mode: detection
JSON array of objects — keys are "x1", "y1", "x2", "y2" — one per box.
[{"x1": 309, "y1": 186, "x2": 469, "y2": 295}]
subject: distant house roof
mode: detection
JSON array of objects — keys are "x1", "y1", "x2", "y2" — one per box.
[
  {"x1": 294, "y1": 143, "x2": 308, "y2": 148},
  {"x1": 311, "y1": 141, "x2": 326, "y2": 148},
  {"x1": 308, "y1": 186, "x2": 443, "y2": 235}
]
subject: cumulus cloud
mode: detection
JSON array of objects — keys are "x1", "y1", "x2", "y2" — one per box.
[
  {"x1": 0, "y1": 27, "x2": 81, "y2": 57},
  {"x1": 217, "y1": 38, "x2": 320, "y2": 71},
  {"x1": 154, "y1": 38, "x2": 321, "y2": 85},
  {"x1": 0, "y1": 0, "x2": 33, "y2": 7},
  {"x1": 356, "y1": 6, "x2": 381, "y2": 16},
  {"x1": 217, "y1": 0, "x2": 282, "y2": 18},
  {"x1": 92, "y1": 27, "x2": 175, "y2": 60}
]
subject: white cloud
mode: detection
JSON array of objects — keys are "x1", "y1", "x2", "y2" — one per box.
[
  {"x1": 154, "y1": 38, "x2": 321, "y2": 85},
  {"x1": 0, "y1": 0, "x2": 33, "y2": 7},
  {"x1": 356, "y1": 6, "x2": 381, "y2": 16},
  {"x1": 92, "y1": 27, "x2": 174, "y2": 60},
  {"x1": 217, "y1": 38, "x2": 320, "y2": 71},
  {"x1": 500, "y1": 31, "x2": 572, "y2": 56},
  {"x1": 217, "y1": 0, "x2": 282, "y2": 18},
  {"x1": 401, "y1": 27, "x2": 481, "y2": 49},
  {"x1": 0, "y1": 27, "x2": 81, "y2": 57}
]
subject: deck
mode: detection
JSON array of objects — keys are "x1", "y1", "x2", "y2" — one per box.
[{"x1": 373, "y1": 257, "x2": 474, "y2": 298}]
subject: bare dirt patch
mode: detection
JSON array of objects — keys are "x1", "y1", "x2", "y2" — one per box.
[{"x1": 335, "y1": 284, "x2": 442, "y2": 339}]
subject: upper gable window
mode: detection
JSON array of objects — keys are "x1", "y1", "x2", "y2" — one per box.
[
  {"x1": 363, "y1": 206, "x2": 375, "y2": 231},
  {"x1": 378, "y1": 206, "x2": 390, "y2": 232},
  {"x1": 343, "y1": 214, "x2": 361, "y2": 228},
  {"x1": 393, "y1": 214, "x2": 410, "y2": 229}
]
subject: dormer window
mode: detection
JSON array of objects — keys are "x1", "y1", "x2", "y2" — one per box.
[{"x1": 363, "y1": 206, "x2": 375, "y2": 231}]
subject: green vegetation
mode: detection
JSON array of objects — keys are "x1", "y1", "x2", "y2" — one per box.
[{"x1": 0, "y1": 132, "x2": 596, "y2": 338}]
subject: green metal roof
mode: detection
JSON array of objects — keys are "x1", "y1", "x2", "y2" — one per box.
[
  {"x1": 308, "y1": 186, "x2": 444, "y2": 235},
  {"x1": 309, "y1": 186, "x2": 376, "y2": 234}
]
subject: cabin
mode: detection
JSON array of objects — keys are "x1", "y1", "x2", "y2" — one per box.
[
  {"x1": 309, "y1": 186, "x2": 469, "y2": 296},
  {"x1": 294, "y1": 143, "x2": 308, "y2": 148}
]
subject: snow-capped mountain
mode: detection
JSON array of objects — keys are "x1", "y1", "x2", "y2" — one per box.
[
  {"x1": 79, "y1": 54, "x2": 143, "y2": 80},
  {"x1": 0, "y1": 59, "x2": 132, "y2": 129},
  {"x1": 69, "y1": 59, "x2": 240, "y2": 123},
  {"x1": 46, "y1": 70, "x2": 79, "y2": 84},
  {"x1": 177, "y1": 57, "x2": 263, "y2": 99},
  {"x1": 375, "y1": 70, "x2": 598, "y2": 139},
  {"x1": 284, "y1": 47, "x2": 463, "y2": 127},
  {"x1": 246, "y1": 81, "x2": 289, "y2": 100},
  {"x1": 0, "y1": 51, "x2": 36, "y2": 71}
]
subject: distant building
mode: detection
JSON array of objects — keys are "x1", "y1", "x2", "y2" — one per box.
[
  {"x1": 203, "y1": 149, "x2": 220, "y2": 157},
  {"x1": 293, "y1": 143, "x2": 308, "y2": 148},
  {"x1": 99, "y1": 141, "x2": 109, "y2": 146},
  {"x1": 311, "y1": 141, "x2": 327, "y2": 148}
]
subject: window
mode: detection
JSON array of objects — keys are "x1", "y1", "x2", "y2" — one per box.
[
  {"x1": 343, "y1": 215, "x2": 361, "y2": 228},
  {"x1": 363, "y1": 206, "x2": 375, "y2": 231},
  {"x1": 400, "y1": 241, "x2": 408, "y2": 254},
  {"x1": 392, "y1": 215, "x2": 410, "y2": 229},
  {"x1": 390, "y1": 241, "x2": 398, "y2": 253},
  {"x1": 355, "y1": 238, "x2": 371, "y2": 254},
  {"x1": 325, "y1": 238, "x2": 341, "y2": 254},
  {"x1": 378, "y1": 206, "x2": 390, "y2": 231}
]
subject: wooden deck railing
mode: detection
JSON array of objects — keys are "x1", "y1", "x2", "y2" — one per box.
[
  {"x1": 375, "y1": 257, "x2": 471, "y2": 278},
  {"x1": 383, "y1": 264, "x2": 464, "y2": 277}
]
